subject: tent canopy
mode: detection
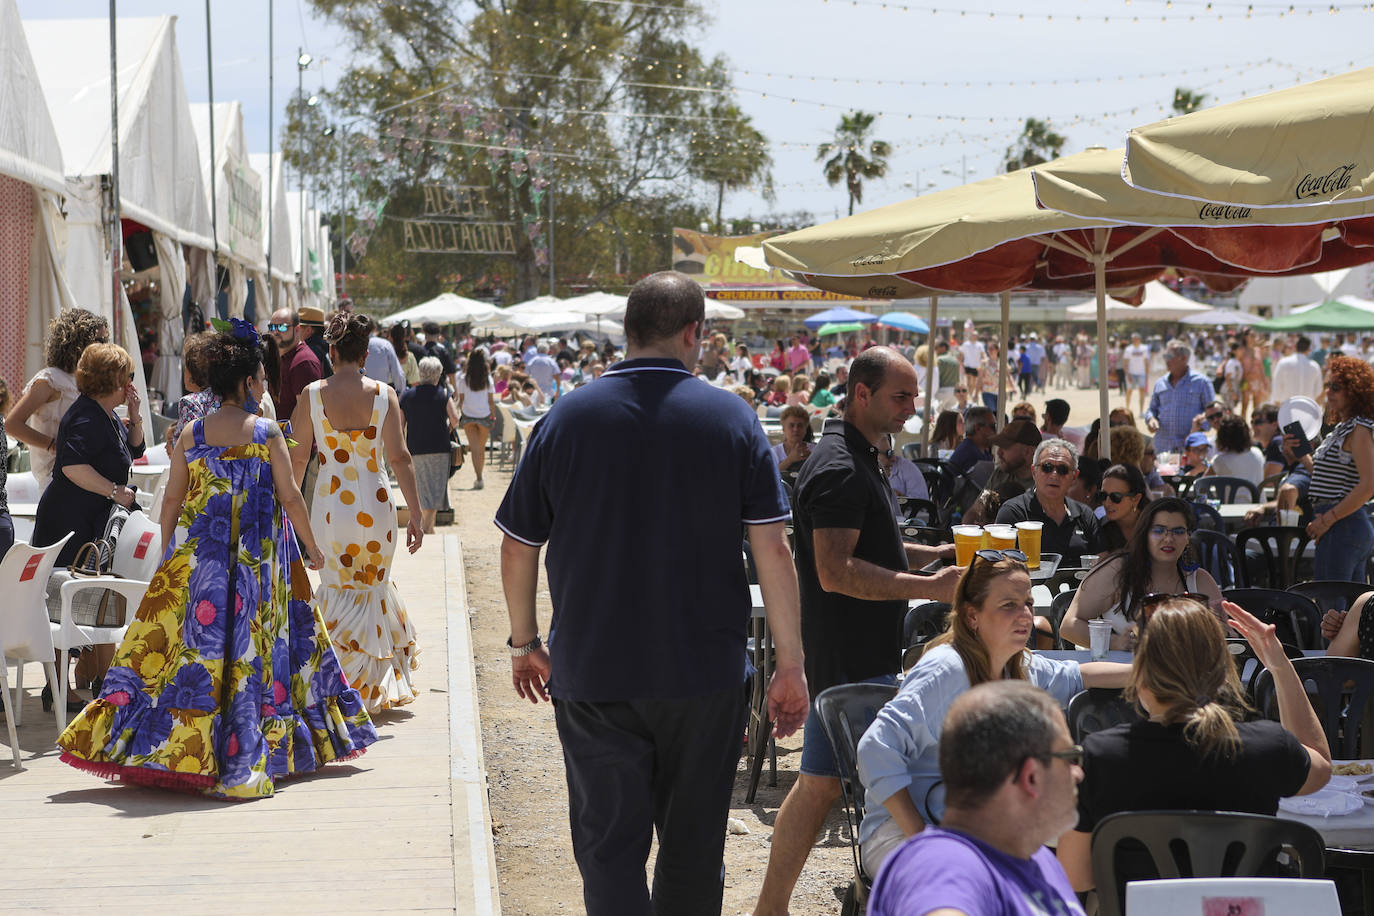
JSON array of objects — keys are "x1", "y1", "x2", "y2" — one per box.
[
  {"x1": 249, "y1": 151, "x2": 294, "y2": 285},
  {"x1": 23, "y1": 15, "x2": 213, "y2": 250},
  {"x1": 1255, "y1": 298, "x2": 1374, "y2": 331},
  {"x1": 0, "y1": 0, "x2": 63, "y2": 195},
  {"x1": 1179, "y1": 308, "x2": 1253, "y2": 327},
  {"x1": 382, "y1": 293, "x2": 499, "y2": 326},
  {"x1": 190, "y1": 102, "x2": 266, "y2": 271},
  {"x1": 1063, "y1": 281, "x2": 1210, "y2": 321}
]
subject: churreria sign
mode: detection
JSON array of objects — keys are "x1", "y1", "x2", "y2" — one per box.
[{"x1": 1296, "y1": 164, "x2": 1358, "y2": 201}]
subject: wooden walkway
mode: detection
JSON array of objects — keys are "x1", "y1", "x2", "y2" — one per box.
[{"x1": 0, "y1": 534, "x2": 499, "y2": 915}]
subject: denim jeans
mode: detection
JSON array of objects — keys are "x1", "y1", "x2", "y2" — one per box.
[{"x1": 1313, "y1": 502, "x2": 1374, "y2": 583}]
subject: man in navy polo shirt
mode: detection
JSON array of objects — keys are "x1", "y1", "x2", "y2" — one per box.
[
  {"x1": 496, "y1": 270, "x2": 809, "y2": 916},
  {"x1": 754, "y1": 346, "x2": 963, "y2": 916}
]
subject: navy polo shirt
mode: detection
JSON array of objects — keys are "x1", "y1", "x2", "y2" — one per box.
[{"x1": 495, "y1": 357, "x2": 790, "y2": 702}]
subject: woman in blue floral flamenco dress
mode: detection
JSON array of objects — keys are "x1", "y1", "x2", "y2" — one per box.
[{"x1": 57, "y1": 322, "x2": 376, "y2": 800}]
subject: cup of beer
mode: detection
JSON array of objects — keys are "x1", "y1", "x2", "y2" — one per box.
[
  {"x1": 985, "y1": 525, "x2": 1018, "y2": 551},
  {"x1": 1015, "y1": 521, "x2": 1043, "y2": 569},
  {"x1": 952, "y1": 525, "x2": 983, "y2": 567}
]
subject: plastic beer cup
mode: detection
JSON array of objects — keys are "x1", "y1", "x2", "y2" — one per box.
[
  {"x1": 985, "y1": 525, "x2": 1017, "y2": 551},
  {"x1": 952, "y1": 526, "x2": 983, "y2": 567},
  {"x1": 1015, "y1": 521, "x2": 1043, "y2": 569},
  {"x1": 1088, "y1": 619, "x2": 1112, "y2": 661}
]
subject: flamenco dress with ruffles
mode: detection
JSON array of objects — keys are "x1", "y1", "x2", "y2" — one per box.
[
  {"x1": 305, "y1": 380, "x2": 419, "y2": 713},
  {"x1": 57, "y1": 417, "x2": 377, "y2": 800}
]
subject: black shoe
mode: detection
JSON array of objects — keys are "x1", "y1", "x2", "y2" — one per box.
[{"x1": 40, "y1": 685, "x2": 87, "y2": 713}]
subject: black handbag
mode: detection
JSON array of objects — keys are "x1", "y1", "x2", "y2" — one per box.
[{"x1": 449, "y1": 431, "x2": 465, "y2": 478}]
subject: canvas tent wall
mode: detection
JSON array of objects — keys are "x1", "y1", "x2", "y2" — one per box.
[
  {"x1": 287, "y1": 189, "x2": 335, "y2": 312},
  {"x1": 1238, "y1": 264, "x2": 1374, "y2": 315},
  {"x1": 23, "y1": 14, "x2": 215, "y2": 420},
  {"x1": 190, "y1": 102, "x2": 267, "y2": 321},
  {"x1": 249, "y1": 151, "x2": 296, "y2": 316},
  {"x1": 0, "y1": 0, "x2": 79, "y2": 395}
]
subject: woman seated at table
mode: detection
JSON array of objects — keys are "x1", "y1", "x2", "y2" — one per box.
[
  {"x1": 855, "y1": 550, "x2": 1130, "y2": 875},
  {"x1": 1056, "y1": 598, "x2": 1331, "y2": 900},
  {"x1": 1098, "y1": 463, "x2": 1149, "y2": 551},
  {"x1": 771, "y1": 405, "x2": 813, "y2": 474},
  {"x1": 1205, "y1": 413, "x2": 1264, "y2": 486},
  {"x1": 929, "y1": 409, "x2": 963, "y2": 455},
  {"x1": 1061, "y1": 497, "x2": 1222, "y2": 651}
]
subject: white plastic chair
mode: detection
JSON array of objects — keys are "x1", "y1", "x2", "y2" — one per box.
[
  {"x1": 0, "y1": 532, "x2": 74, "y2": 766},
  {"x1": 51, "y1": 510, "x2": 163, "y2": 731},
  {"x1": 1126, "y1": 877, "x2": 1340, "y2": 915}
]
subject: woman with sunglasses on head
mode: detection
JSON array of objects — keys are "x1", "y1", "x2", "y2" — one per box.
[
  {"x1": 1097, "y1": 464, "x2": 1150, "y2": 551},
  {"x1": 856, "y1": 550, "x2": 1129, "y2": 876},
  {"x1": 1061, "y1": 498, "x2": 1222, "y2": 652},
  {"x1": 1057, "y1": 598, "x2": 1330, "y2": 902},
  {"x1": 1306, "y1": 355, "x2": 1374, "y2": 582}
]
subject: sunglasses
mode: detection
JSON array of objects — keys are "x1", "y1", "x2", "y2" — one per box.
[
  {"x1": 1205, "y1": 412, "x2": 1223, "y2": 422},
  {"x1": 975, "y1": 548, "x2": 1027, "y2": 565},
  {"x1": 1038, "y1": 462, "x2": 1074, "y2": 476},
  {"x1": 1148, "y1": 525, "x2": 1189, "y2": 538},
  {"x1": 1097, "y1": 491, "x2": 1136, "y2": 504},
  {"x1": 954, "y1": 388, "x2": 967, "y2": 393},
  {"x1": 1045, "y1": 744, "x2": 1085, "y2": 768},
  {"x1": 268, "y1": 322, "x2": 293, "y2": 333}
]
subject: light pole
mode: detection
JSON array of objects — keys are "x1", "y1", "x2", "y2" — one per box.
[
  {"x1": 323, "y1": 123, "x2": 348, "y2": 299},
  {"x1": 296, "y1": 50, "x2": 312, "y2": 294}
]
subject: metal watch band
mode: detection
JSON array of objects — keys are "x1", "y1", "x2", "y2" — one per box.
[{"x1": 508, "y1": 635, "x2": 542, "y2": 657}]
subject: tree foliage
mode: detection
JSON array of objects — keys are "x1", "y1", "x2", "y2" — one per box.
[
  {"x1": 286, "y1": 0, "x2": 770, "y2": 308},
  {"x1": 1002, "y1": 117, "x2": 1066, "y2": 172},
  {"x1": 817, "y1": 110, "x2": 891, "y2": 216},
  {"x1": 1172, "y1": 87, "x2": 1208, "y2": 116}
]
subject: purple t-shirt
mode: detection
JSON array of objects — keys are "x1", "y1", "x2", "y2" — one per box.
[{"x1": 868, "y1": 827, "x2": 1084, "y2": 916}]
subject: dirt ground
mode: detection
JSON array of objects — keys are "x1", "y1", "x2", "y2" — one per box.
[{"x1": 460, "y1": 381, "x2": 1127, "y2": 915}]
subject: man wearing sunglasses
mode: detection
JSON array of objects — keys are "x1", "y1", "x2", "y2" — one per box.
[
  {"x1": 755, "y1": 346, "x2": 961, "y2": 916},
  {"x1": 867, "y1": 681, "x2": 1085, "y2": 916},
  {"x1": 268, "y1": 306, "x2": 323, "y2": 425},
  {"x1": 995, "y1": 438, "x2": 1103, "y2": 566}
]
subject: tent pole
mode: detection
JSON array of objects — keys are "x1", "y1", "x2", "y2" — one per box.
[
  {"x1": 108, "y1": 1, "x2": 122, "y2": 338},
  {"x1": 998, "y1": 292, "x2": 1010, "y2": 432},
  {"x1": 922, "y1": 296, "x2": 938, "y2": 457},
  {"x1": 1094, "y1": 229, "x2": 1111, "y2": 462},
  {"x1": 266, "y1": 0, "x2": 274, "y2": 303}
]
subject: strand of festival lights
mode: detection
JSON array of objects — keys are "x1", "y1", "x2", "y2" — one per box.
[{"x1": 573, "y1": 0, "x2": 1373, "y2": 19}]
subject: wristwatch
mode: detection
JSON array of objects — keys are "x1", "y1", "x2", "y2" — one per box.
[{"x1": 507, "y1": 635, "x2": 542, "y2": 657}]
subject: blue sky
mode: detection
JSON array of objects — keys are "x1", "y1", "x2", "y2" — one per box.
[{"x1": 18, "y1": 0, "x2": 1374, "y2": 225}]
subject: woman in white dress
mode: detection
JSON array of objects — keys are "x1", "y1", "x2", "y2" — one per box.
[
  {"x1": 290, "y1": 311, "x2": 425, "y2": 713},
  {"x1": 7, "y1": 309, "x2": 109, "y2": 492}
]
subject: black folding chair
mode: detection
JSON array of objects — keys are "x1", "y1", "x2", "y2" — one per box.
[
  {"x1": 1066, "y1": 688, "x2": 1141, "y2": 742},
  {"x1": 1044, "y1": 567, "x2": 1089, "y2": 596},
  {"x1": 1191, "y1": 529, "x2": 1251, "y2": 589},
  {"x1": 901, "y1": 442, "x2": 922, "y2": 462},
  {"x1": 1193, "y1": 475, "x2": 1261, "y2": 504},
  {"x1": 1289, "y1": 579, "x2": 1373, "y2": 618},
  {"x1": 1091, "y1": 811, "x2": 1325, "y2": 916},
  {"x1": 1225, "y1": 637, "x2": 1305, "y2": 696},
  {"x1": 1189, "y1": 499, "x2": 1225, "y2": 533},
  {"x1": 815, "y1": 684, "x2": 899, "y2": 916},
  {"x1": 898, "y1": 497, "x2": 943, "y2": 529},
  {"x1": 1043, "y1": 590, "x2": 1077, "y2": 650},
  {"x1": 1253, "y1": 656, "x2": 1374, "y2": 758},
  {"x1": 901, "y1": 601, "x2": 951, "y2": 668},
  {"x1": 1222, "y1": 588, "x2": 1322, "y2": 649},
  {"x1": 900, "y1": 523, "x2": 951, "y2": 548},
  {"x1": 1235, "y1": 526, "x2": 1311, "y2": 590}
]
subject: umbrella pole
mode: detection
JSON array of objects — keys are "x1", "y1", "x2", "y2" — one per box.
[
  {"x1": 922, "y1": 296, "x2": 938, "y2": 457},
  {"x1": 998, "y1": 292, "x2": 1010, "y2": 432},
  {"x1": 1093, "y1": 233, "x2": 1111, "y2": 462}
]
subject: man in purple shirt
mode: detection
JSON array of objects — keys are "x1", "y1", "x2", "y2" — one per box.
[
  {"x1": 867, "y1": 680, "x2": 1086, "y2": 916},
  {"x1": 786, "y1": 336, "x2": 810, "y2": 374}
]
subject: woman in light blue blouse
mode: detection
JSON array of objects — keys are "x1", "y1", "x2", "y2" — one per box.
[{"x1": 855, "y1": 550, "x2": 1130, "y2": 874}]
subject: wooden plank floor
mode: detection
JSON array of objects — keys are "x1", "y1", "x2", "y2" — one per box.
[{"x1": 0, "y1": 532, "x2": 497, "y2": 915}]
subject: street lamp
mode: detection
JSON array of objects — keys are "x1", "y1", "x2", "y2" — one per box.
[{"x1": 296, "y1": 49, "x2": 313, "y2": 294}]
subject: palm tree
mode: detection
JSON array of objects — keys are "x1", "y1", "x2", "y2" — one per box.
[
  {"x1": 817, "y1": 111, "x2": 891, "y2": 216},
  {"x1": 1172, "y1": 87, "x2": 1208, "y2": 116},
  {"x1": 1003, "y1": 117, "x2": 1066, "y2": 173}
]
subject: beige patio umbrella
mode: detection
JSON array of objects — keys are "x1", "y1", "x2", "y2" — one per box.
[{"x1": 1121, "y1": 66, "x2": 1374, "y2": 209}]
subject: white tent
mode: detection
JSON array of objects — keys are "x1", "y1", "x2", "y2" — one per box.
[
  {"x1": 0, "y1": 0, "x2": 80, "y2": 393},
  {"x1": 474, "y1": 310, "x2": 626, "y2": 343},
  {"x1": 249, "y1": 151, "x2": 296, "y2": 316},
  {"x1": 381, "y1": 293, "x2": 499, "y2": 326},
  {"x1": 504, "y1": 295, "x2": 565, "y2": 314},
  {"x1": 1239, "y1": 265, "x2": 1374, "y2": 315},
  {"x1": 1179, "y1": 308, "x2": 1254, "y2": 327},
  {"x1": 287, "y1": 189, "x2": 335, "y2": 312},
  {"x1": 189, "y1": 102, "x2": 267, "y2": 320},
  {"x1": 24, "y1": 15, "x2": 215, "y2": 426},
  {"x1": 1064, "y1": 281, "x2": 1210, "y2": 322}
]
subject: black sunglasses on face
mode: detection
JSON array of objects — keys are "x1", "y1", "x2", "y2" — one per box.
[
  {"x1": 1038, "y1": 462, "x2": 1073, "y2": 476},
  {"x1": 1097, "y1": 491, "x2": 1136, "y2": 504},
  {"x1": 1205, "y1": 412, "x2": 1223, "y2": 422}
]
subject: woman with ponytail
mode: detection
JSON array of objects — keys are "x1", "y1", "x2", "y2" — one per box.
[{"x1": 1056, "y1": 598, "x2": 1332, "y2": 897}]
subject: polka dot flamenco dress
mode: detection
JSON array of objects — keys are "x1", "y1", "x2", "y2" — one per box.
[{"x1": 307, "y1": 381, "x2": 419, "y2": 713}]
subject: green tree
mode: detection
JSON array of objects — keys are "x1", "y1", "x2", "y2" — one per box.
[
  {"x1": 817, "y1": 110, "x2": 891, "y2": 216},
  {"x1": 1172, "y1": 87, "x2": 1208, "y2": 116},
  {"x1": 291, "y1": 0, "x2": 747, "y2": 305},
  {"x1": 1003, "y1": 117, "x2": 1066, "y2": 172},
  {"x1": 687, "y1": 98, "x2": 774, "y2": 232}
]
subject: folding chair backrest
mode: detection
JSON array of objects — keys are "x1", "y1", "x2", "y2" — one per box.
[
  {"x1": 1091, "y1": 810, "x2": 1326, "y2": 916},
  {"x1": 1191, "y1": 529, "x2": 1250, "y2": 589},
  {"x1": 1189, "y1": 500, "x2": 1225, "y2": 533},
  {"x1": 1288, "y1": 579, "x2": 1372, "y2": 617},
  {"x1": 1222, "y1": 588, "x2": 1321, "y2": 649},
  {"x1": 815, "y1": 684, "x2": 899, "y2": 891},
  {"x1": 1066, "y1": 688, "x2": 1141, "y2": 742},
  {"x1": 1235, "y1": 526, "x2": 1311, "y2": 590},
  {"x1": 1253, "y1": 656, "x2": 1374, "y2": 758},
  {"x1": 1193, "y1": 475, "x2": 1261, "y2": 504},
  {"x1": 1048, "y1": 590, "x2": 1077, "y2": 649},
  {"x1": 0, "y1": 532, "x2": 72, "y2": 661},
  {"x1": 900, "y1": 498, "x2": 942, "y2": 528},
  {"x1": 903, "y1": 602, "x2": 951, "y2": 649},
  {"x1": 1126, "y1": 878, "x2": 1340, "y2": 916}
]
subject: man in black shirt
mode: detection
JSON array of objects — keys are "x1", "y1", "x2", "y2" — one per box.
[
  {"x1": 298, "y1": 305, "x2": 332, "y2": 379},
  {"x1": 754, "y1": 346, "x2": 961, "y2": 916},
  {"x1": 422, "y1": 320, "x2": 459, "y2": 390},
  {"x1": 995, "y1": 438, "x2": 1103, "y2": 566}
]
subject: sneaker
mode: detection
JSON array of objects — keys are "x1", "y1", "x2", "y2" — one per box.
[{"x1": 474, "y1": 478, "x2": 484, "y2": 490}]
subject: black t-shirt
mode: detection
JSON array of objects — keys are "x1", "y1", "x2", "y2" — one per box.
[
  {"x1": 399, "y1": 384, "x2": 453, "y2": 455},
  {"x1": 1264, "y1": 434, "x2": 1299, "y2": 473},
  {"x1": 994, "y1": 489, "x2": 1102, "y2": 566},
  {"x1": 407, "y1": 341, "x2": 428, "y2": 367},
  {"x1": 793, "y1": 419, "x2": 909, "y2": 696},
  {"x1": 305, "y1": 332, "x2": 333, "y2": 379},
  {"x1": 425, "y1": 339, "x2": 458, "y2": 377}
]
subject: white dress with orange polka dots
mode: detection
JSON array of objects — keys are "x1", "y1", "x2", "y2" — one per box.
[{"x1": 306, "y1": 381, "x2": 419, "y2": 712}]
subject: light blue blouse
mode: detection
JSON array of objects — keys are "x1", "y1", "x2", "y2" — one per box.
[{"x1": 854, "y1": 644, "x2": 1083, "y2": 845}]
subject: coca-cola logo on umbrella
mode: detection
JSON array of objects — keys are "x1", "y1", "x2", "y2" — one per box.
[
  {"x1": 1296, "y1": 164, "x2": 1358, "y2": 200},
  {"x1": 1197, "y1": 203, "x2": 1253, "y2": 221}
]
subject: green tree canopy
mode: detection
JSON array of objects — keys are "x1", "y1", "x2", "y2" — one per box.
[
  {"x1": 817, "y1": 110, "x2": 891, "y2": 216},
  {"x1": 1172, "y1": 87, "x2": 1208, "y2": 116},
  {"x1": 688, "y1": 98, "x2": 774, "y2": 233},
  {"x1": 1003, "y1": 117, "x2": 1066, "y2": 173}
]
